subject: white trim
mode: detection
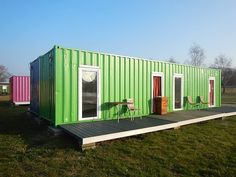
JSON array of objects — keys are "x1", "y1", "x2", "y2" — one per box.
[
  {"x1": 82, "y1": 111, "x2": 236, "y2": 144},
  {"x1": 79, "y1": 65, "x2": 100, "y2": 69},
  {"x1": 78, "y1": 65, "x2": 101, "y2": 121},
  {"x1": 173, "y1": 73, "x2": 184, "y2": 111},
  {"x1": 14, "y1": 101, "x2": 30, "y2": 105},
  {"x1": 208, "y1": 77, "x2": 216, "y2": 107},
  {"x1": 151, "y1": 72, "x2": 164, "y2": 112}
]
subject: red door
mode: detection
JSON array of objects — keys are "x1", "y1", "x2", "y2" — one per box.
[
  {"x1": 153, "y1": 76, "x2": 162, "y2": 112},
  {"x1": 209, "y1": 79, "x2": 214, "y2": 106}
]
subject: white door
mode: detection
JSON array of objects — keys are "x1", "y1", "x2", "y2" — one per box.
[
  {"x1": 79, "y1": 66, "x2": 100, "y2": 120},
  {"x1": 173, "y1": 74, "x2": 184, "y2": 110},
  {"x1": 152, "y1": 72, "x2": 164, "y2": 112},
  {"x1": 209, "y1": 77, "x2": 215, "y2": 107}
]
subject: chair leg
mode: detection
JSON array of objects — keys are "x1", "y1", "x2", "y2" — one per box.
[
  {"x1": 129, "y1": 110, "x2": 132, "y2": 121},
  {"x1": 134, "y1": 111, "x2": 136, "y2": 121},
  {"x1": 139, "y1": 110, "x2": 142, "y2": 119}
]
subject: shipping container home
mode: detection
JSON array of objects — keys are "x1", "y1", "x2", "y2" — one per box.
[
  {"x1": 10, "y1": 76, "x2": 30, "y2": 105},
  {"x1": 30, "y1": 46, "x2": 221, "y2": 126},
  {"x1": 0, "y1": 82, "x2": 9, "y2": 95},
  {"x1": 30, "y1": 59, "x2": 40, "y2": 114}
]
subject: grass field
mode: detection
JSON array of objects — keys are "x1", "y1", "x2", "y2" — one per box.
[
  {"x1": 222, "y1": 94, "x2": 236, "y2": 104},
  {"x1": 0, "y1": 95, "x2": 236, "y2": 177},
  {"x1": 222, "y1": 87, "x2": 236, "y2": 104}
]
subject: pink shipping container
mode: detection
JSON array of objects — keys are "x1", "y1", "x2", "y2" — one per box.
[{"x1": 10, "y1": 76, "x2": 30, "y2": 105}]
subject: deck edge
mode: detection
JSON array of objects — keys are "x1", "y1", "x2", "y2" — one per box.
[{"x1": 82, "y1": 112, "x2": 236, "y2": 144}]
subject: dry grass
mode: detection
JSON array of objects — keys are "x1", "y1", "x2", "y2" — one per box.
[
  {"x1": 0, "y1": 95, "x2": 10, "y2": 101},
  {"x1": 224, "y1": 87, "x2": 236, "y2": 94}
]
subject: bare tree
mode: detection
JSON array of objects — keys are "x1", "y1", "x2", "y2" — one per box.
[
  {"x1": 0, "y1": 65, "x2": 11, "y2": 82},
  {"x1": 167, "y1": 57, "x2": 178, "y2": 63},
  {"x1": 189, "y1": 43, "x2": 205, "y2": 66},
  {"x1": 211, "y1": 55, "x2": 233, "y2": 94},
  {"x1": 228, "y1": 69, "x2": 236, "y2": 86}
]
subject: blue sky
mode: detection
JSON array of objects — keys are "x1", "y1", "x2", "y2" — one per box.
[{"x1": 0, "y1": 0, "x2": 235, "y2": 75}]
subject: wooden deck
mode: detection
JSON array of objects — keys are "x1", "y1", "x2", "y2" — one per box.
[{"x1": 60, "y1": 105, "x2": 236, "y2": 147}]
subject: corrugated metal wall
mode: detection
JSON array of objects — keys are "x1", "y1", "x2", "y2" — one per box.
[
  {"x1": 54, "y1": 46, "x2": 221, "y2": 125},
  {"x1": 30, "y1": 59, "x2": 40, "y2": 114},
  {"x1": 39, "y1": 49, "x2": 55, "y2": 123},
  {"x1": 10, "y1": 76, "x2": 30, "y2": 104}
]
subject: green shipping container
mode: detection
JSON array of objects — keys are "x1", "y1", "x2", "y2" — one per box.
[{"x1": 30, "y1": 46, "x2": 221, "y2": 126}]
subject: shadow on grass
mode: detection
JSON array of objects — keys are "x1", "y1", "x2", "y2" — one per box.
[{"x1": 0, "y1": 100, "x2": 79, "y2": 150}]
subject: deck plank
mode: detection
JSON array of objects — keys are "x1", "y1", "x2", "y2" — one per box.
[{"x1": 60, "y1": 105, "x2": 236, "y2": 144}]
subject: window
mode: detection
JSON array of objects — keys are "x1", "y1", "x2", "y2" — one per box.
[{"x1": 173, "y1": 74, "x2": 184, "y2": 110}]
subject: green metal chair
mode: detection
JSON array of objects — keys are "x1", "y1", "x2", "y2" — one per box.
[
  {"x1": 187, "y1": 96, "x2": 200, "y2": 110},
  {"x1": 199, "y1": 96, "x2": 208, "y2": 104},
  {"x1": 199, "y1": 96, "x2": 209, "y2": 110}
]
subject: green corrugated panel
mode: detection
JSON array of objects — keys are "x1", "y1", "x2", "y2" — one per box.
[
  {"x1": 39, "y1": 49, "x2": 55, "y2": 123},
  {"x1": 35, "y1": 46, "x2": 222, "y2": 126}
]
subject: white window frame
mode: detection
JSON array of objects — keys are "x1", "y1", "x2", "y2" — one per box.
[
  {"x1": 151, "y1": 72, "x2": 164, "y2": 112},
  {"x1": 208, "y1": 77, "x2": 216, "y2": 107},
  {"x1": 2, "y1": 85, "x2": 7, "y2": 90},
  {"x1": 173, "y1": 73, "x2": 184, "y2": 111},
  {"x1": 78, "y1": 65, "x2": 101, "y2": 121}
]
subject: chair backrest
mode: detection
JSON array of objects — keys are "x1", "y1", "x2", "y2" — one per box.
[
  {"x1": 200, "y1": 96, "x2": 204, "y2": 102},
  {"x1": 127, "y1": 98, "x2": 135, "y2": 110},
  {"x1": 199, "y1": 96, "x2": 208, "y2": 104},
  {"x1": 187, "y1": 96, "x2": 194, "y2": 104}
]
